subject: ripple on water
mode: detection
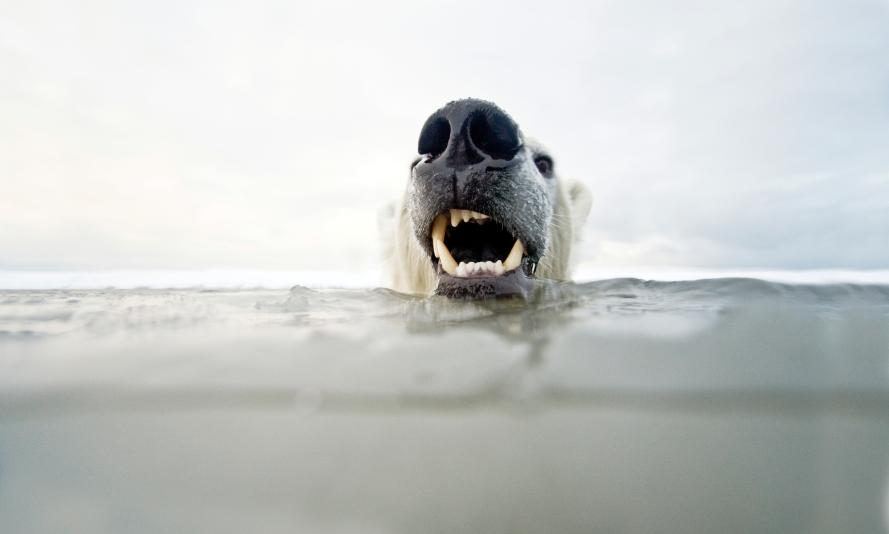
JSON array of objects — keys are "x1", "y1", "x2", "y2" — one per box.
[{"x1": 0, "y1": 279, "x2": 886, "y2": 414}]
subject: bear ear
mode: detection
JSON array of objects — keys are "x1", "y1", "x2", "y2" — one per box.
[{"x1": 566, "y1": 180, "x2": 592, "y2": 239}]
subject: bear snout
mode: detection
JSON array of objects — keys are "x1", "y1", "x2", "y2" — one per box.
[{"x1": 417, "y1": 98, "x2": 523, "y2": 168}]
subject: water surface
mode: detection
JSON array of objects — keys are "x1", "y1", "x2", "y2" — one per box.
[{"x1": 1, "y1": 278, "x2": 888, "y2": 533}]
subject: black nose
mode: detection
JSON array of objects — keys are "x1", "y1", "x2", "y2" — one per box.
[{"x1": 417, "y1": 99, "x2": 522, "y2": 166}]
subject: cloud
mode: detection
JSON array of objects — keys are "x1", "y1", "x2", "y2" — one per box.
[{"x1": 0, "y1": 0, "x2": 887, "y2": 271}]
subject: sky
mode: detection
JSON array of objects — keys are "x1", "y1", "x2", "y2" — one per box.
[{"x1": 1, "y1": 0, "x2": 888, "y2": 276}]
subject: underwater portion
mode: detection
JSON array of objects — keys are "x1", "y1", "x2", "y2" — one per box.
[{"x1": 1, "y1": 279, "x2": 888, "y2": 534}]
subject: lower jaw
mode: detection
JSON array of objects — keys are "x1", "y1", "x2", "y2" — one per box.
[{"x1": 434, "y1": 268, "x2": 534, "y2": 299}]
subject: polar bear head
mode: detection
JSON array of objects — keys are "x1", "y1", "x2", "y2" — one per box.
[{"x1": 384, "y1": 98, "x2": 591, "y2": 298}]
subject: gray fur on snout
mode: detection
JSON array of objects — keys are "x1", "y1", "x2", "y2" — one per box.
[{"x1": 408, "y1": 129, "x2": 555, "y2": 266}]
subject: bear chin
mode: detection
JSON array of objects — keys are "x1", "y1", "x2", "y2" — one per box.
[{"x1": 434, "y1": 269, "x2": 534, "y2": 299}]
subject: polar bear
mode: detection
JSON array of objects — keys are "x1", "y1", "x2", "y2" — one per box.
[{"x1": 382, "y1": 99, "x2": 592, "y2": 298}]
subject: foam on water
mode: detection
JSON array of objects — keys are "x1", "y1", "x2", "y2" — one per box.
[{"x1": 1, "y1": 278, "x2": 888, "y2": 533}]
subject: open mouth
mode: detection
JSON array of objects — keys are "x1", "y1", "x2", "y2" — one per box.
[{"x1": 430, "y1": 209, "x2": 526, "y2": 278}]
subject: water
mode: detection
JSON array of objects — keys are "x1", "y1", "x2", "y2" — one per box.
[{"x1": 1, "y1": 278, "x2": 888, "y2": 534}]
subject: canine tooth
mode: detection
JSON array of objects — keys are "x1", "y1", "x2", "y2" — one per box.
[
  {"x1": 434, "y1": 238, "x2": 446, "y2": 259},
  {"x1": 431, "y1": 214, "x2": 447, "y2": 242},
  {"x1": 502, "y1": 240, "x2": 524, "y2": 271},
  {"x1": 439, "y1": 244, "x2": 458, "y2": 275},
  {"x1": 450, "y1": 209, "x2": 461, "y2": 227},
  {"x1": 431, "y1": 215, "x2": 448, "y2": 259},
  {"x1": 472, "y1": 211, "x2": 488, "y2": 220}
]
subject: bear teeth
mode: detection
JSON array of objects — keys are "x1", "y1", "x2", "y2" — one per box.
[
  {"x1": 430, "y1": 212, "x2": 524, "y2": 277},
  {"x1": 449, "y1": 209, "x2": 488, "y2": 227},
  {"x1": 456, "y1": 261, "x2": 505, "y2": 278},
  {"x1": 502, "y1": 239, "x2": 524, "y2": 272}
]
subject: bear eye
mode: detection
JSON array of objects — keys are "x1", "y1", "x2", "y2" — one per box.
[{"x1": 534, "y1": 156, "x2": 553, "y2": 178}]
